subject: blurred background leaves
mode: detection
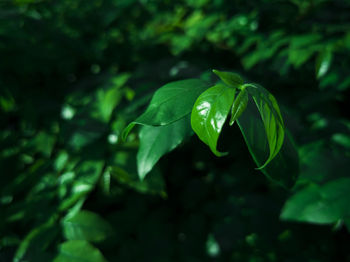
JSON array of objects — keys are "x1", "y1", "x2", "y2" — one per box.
[{"x1": 1, "y1": 0, "x2": 350, "y2": 261}]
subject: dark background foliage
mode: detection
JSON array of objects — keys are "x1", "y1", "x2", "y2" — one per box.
[{"x1": 1, "y1": 0, "x2": 350, "y2": 261}]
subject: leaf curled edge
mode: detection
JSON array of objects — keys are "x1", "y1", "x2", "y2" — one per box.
[
  {"x1": 246, "y1": 84, "x2": 285, "y2": 169},
  {"x1": 230, "y1": 88, "x2": 248, "y2": 125}
]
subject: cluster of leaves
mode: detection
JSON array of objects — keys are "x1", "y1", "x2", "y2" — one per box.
[
  {"x1": 123, "y1": 69, "x2": 295, "y2": 188},
  {"x1": 1, "y1": 0, "x2": 350, "y2": 261}
]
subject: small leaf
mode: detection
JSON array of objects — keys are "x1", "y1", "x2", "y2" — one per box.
[
  {"x1": 122, "y1": 79, "x2": 209, "y2": 140},
  {"x1": 316, "y1": 49, "x2": 332, "y2": 79},
  {"x1": 62, "y1": 210, "x2": 113, "y2": 243},
  {"x1": 212, "y1": 69, "x2": 244, "y2": 88},
  {"x1": 137, "y1": 115, "x2": 192, "y2": 180},
  {"x1": 58, "y1": 161, "x2": 104, "y2": 211},
  {"x1": 53, "y1": 240, "x2": 107, "y2": 262},
  {"x1": 229, "y1": 88, "x2": 248, "y2": 125},
  {"x1": 191, "y1": 84, "x2": 235, "y2": 156},
  {"x1": 247, "y1": 85, "x2": 285, "y2": 169}
]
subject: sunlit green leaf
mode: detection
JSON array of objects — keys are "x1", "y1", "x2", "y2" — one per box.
[
  {"x1": 281, "y1": 178, "x2": 350, "y2": 224},
  {"x1": 212, "y1": 69, "x2": 243, "y2": 88},
  {"x1": 59, "y1": 161, "x2": 104, "y2": 211},
  {"x1": 122, "y1": 79, "x2": 209, "y2": 140},
  {"x1": 53, "y1": 240, "x2": 107, "y2": 262},
  {"x1": 191, "y1": 84, "x2": 235, "y2": 156},
  {"x1": 137, "y1": 115, "x2": 192, "y2": 180},
  {"x1": 230, "y1": 88, "x2": 248, "y2": 125},
  {"x1": 246, "y1": 85, "x2": 285, "y2": 169},
  {"x1": 62, "y1": 210, "x2": 113, "y2": 243},
  {"x1": 315, "y1": 49, "x2": 332, "y2": 79}
]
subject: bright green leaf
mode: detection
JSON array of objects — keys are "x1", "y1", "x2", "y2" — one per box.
[
  {"x1": 137, "y1": 115, "x2": 192, "y2": 180},
  {"x1": 122, "y1": 79, "x2": 209, "y2": 140},
  {"x1": 316, "y1": 49, "x2": 332, "y2": 79},
  {"x1": 230, "y1": 88, "x2": 248, "y2": 125},
  {"x1": 58, "y1": 161, "x2": 104, "y2": 211},
  {"x1": 191, "y1": 84, "x2": 235, "y2": 156},
  {"x1": 212, "y1": 69, "x2": 244, "y2": 88},
  {"x1": 246, "y1": 84, "x2": 285, "y2": 169},
  {"x1": 62, "y1": 210, "x2": 113, "y2": 243},
  {"x1": 281, "y1": 178, "x2": 350, "y2": 224},
  {"x1": 53, "y1": 240, "x2": 107, "y2": 262}
]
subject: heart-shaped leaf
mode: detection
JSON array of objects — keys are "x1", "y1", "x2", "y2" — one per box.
[
  {"x1": 137, "y1": 115, "x2": 192, "y2": 179},
  {"x1": 230, "y1": 88, "x2": 248, "y2": 125},
  {"x1": 122, "y1": 79, "x2": 209, "y2": 140},
  {"x1": 212, "y1": 69, "x2": 244, "y2": 88},
  {"x1": 246, "y1": 84, "x2": 285, "y2": 169},
  {"x1": 191, "y1": 84, "x2": 236, "y2": 156}
]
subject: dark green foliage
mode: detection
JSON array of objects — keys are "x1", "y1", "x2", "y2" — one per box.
[{"x1": 1, "y1": 0, "x2": 350, "y2": 261}]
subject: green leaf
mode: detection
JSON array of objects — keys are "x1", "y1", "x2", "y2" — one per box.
[
  {"x1": 14, "y1": 217, "x2": 59, "y2": 262},
  {"x1": 237, "y1": 98, "x2": 298, "y2": 188},
  {"x1": 111, "y1": 165, "x2": 166, "y2": 197},
  {"x1": 53, "y1": 240, "x2": 107, "y2": 262},
  {"x1": 137, "y1": 115, "x2": 192, "y2": 180},
  {"x1": 246, "y1": 84, "x2": 285, "y2": 169},
  {"x1": 315, "y1": 49, "x2": 332, "y2": 79},
  {"x1": 58, "y1": 161, "x2": 104, "y2": 211},
  {"x1": 281, "y1": 178, "x2": 350, "y2": 224},
  {"x1": 212, "y1": 69, "x2": 244, "y2": 88},
  {"x1": 191, "y1": 84, "x2": 236, "y2": 156},
  {"x1": 62, "y1": 210, "x2": 113, "y2": 243},
  {"x1": 229, "y1": 88, "x2": 248, "y2": 125},
  {"x1": 122, "y1": 79, "x2": 209, "y2": 140}
]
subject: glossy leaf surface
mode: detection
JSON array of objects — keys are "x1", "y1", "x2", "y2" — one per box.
[
  {"x1": 53, "y1": 240, "x2": 107, "y2": 262},
  {"x1": 237, "y1": 99, "x2": 298, "y2": 188},
  {"x1": 247, "y1": 85, "x2": 285, "y2": 169},
  {"x1": 62, "y1": 210, "x2": 113, "y2": 243},
  {"x1": 137, "y1": 115, "x2": 192, "y2": 180},
  {"x1": 212, "y1": 69, "x2": 244, "y2": 88},
  {"x1": 122, "y1": 79, "x2": 209, "y2": 140},
  {"x1": 230, "y1": 88, "x2": 248, "y2": 125},
  {"x1": 191, "y1": 84, "x2": 235, "y2": 156}
]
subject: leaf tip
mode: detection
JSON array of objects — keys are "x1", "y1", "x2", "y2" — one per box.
[{"x1": 121, "y1": 123, "x2": 135, "y2": 141}]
